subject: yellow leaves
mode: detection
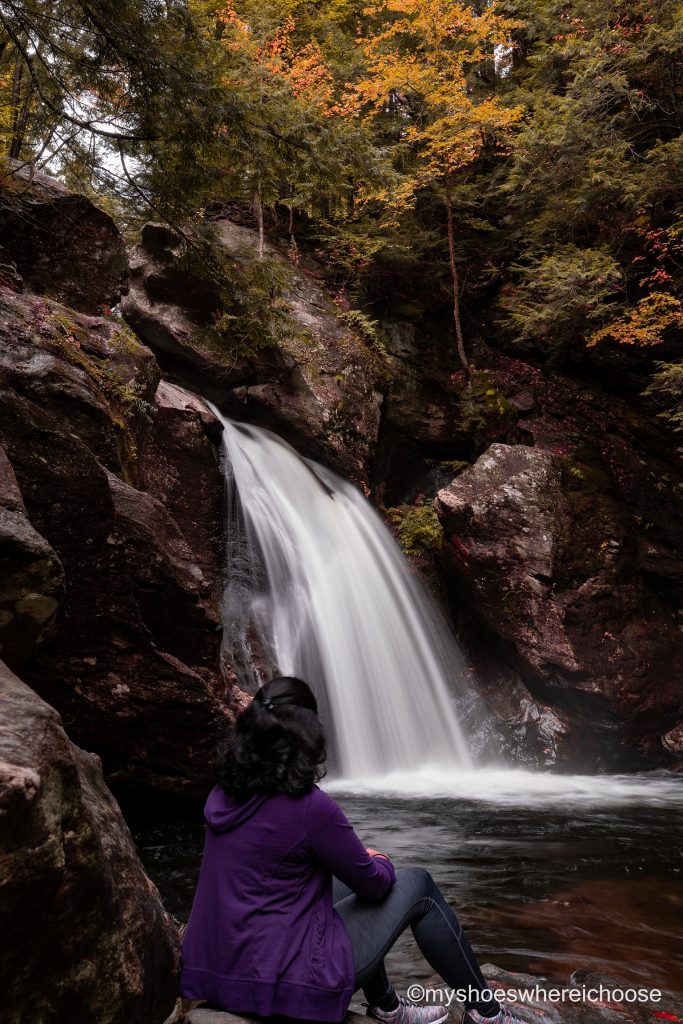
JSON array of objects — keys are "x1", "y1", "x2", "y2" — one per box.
[
  {"x1": 217, "y1": 3, "x2": 258, "y2": 58},
  {"x1": 0, "y1": 70, "x2": 16, "y2": 138},
  {"x1": 352, "y1": 0, "x2": 524, "y2": 207},
  {"x1": 362, "y1": 0, "x2": 521, "y2": 55},
  {"x1": 202, "y1": 0, "x2": 525, "y2": 228},
  {"x1": 588, "y1": 292, "x2": 683, "y2": 348},
  {"x1": 324, "y1": 86, "x2": 363, "y2": 119}
]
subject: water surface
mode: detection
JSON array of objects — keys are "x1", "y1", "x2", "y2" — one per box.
[{"x1": 133, "y1": 775, "x2": 683, "y2": 999}]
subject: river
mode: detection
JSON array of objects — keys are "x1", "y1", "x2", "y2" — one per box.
[{"x1": 133, "y1": 775, "x2": 683, "y2": 1000}]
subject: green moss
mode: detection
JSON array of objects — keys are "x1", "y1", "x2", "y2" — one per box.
[
  {"x1": 427, "y1": 458, "x2": 470, "y2": 475},
  {"x1": 107, "y1": 315, "x2": 145, "y2": 356},
  {"x1": 387, "y1": 503, "x2": 444, "y2": 557},
  {"x1": 393, "y1": 302, "x2": 423, "y2": 318},
  {"x1": 558, "y1": 456, "x2": 626, "y2": 586},
  {"x1": 44, "y1": 312, "x2": 153, "y2": 423},
  {"x1": 502, "y1": 585, "x2": 528, "y2": 621},
  {"x1": 31, "y1": 304, "x2": 155, "y2": 482}
]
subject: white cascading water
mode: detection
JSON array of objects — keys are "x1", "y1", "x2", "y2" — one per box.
[{"x1": 211, "y1": 409, "x2": 473, "y2": 779}]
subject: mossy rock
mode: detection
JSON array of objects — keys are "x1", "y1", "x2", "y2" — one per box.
[{"x1": 387, "y1": 503, "x2": 444, "y2": 557}]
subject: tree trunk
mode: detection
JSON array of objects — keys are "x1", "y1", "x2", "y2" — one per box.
[
  {"x1": 253, "y1": 191, "x2": 265, "y2": 260},
  {"x1": 10, "y1": 82, "x2": 33, "y2": 160},
  {"x1": 9, "y1": 52, "x2": 25, "y2": 159},
  {"x1": 445, "y1": 188, "x2": 470, "y2": 376}
]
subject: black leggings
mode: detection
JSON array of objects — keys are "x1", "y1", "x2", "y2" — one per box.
[{"x1": 332, "y1": 867, "x2": 500, "y2": 1018}]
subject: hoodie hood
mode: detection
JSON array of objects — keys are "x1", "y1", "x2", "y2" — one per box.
[{"x1": 204, "y1": 785, "x2": 270, "y2": 833}]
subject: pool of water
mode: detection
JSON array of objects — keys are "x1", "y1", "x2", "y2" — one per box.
[{"x1": 131, "y1": 772, "x2": 683, "y2": 999}]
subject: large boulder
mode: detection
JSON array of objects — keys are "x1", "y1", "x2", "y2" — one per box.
[
  {"x1": 0, "y1": 161, "x2": 128, "y2": 313},
  {"x1": 0, "y1": 659, "x2": 180, "y2": 1023},
  {"x1": 121, "y1": 220, "x2": 383, "y2": 484},
  {"x1": 435, "y1": 442, "x2": 683, "y2": 768},
  {"x1": 0, "y1": 285, "x2": 230, "y2": 796}
]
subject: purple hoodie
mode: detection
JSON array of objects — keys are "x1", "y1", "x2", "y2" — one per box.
[{"x1": 179, "y1": 784, "x2": 396, "y2": 1021}]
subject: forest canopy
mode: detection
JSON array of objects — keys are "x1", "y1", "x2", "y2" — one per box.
[{"x1": 1, "y1": 0, "x2": 681, "y2": 406}]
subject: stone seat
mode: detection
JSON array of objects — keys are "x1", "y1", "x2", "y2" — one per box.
[{"x1": 182, "y1": 1012, "x2": 368, "y2": 1024}]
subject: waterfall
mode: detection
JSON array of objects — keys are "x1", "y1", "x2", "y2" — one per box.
[{"x1": 211, "y1": 409, "x2": 473, "y2": 780}]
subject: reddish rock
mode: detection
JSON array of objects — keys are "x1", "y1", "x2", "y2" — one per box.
[
  {"x1": 0, "y1": 658, "x2": 180, "y2": 1024},
  {"x1": 138, "y1": 381, "x2": 224, "y2": 596},
  {"x1": 0, "y1": 161, "x2": 128, "y2": 314},
  {"x1": 435, "y1": 443, "x2": 683, "y2": 768},
  {"x1": 0, "y1": 285, "x2": 230, "y2": 796},
  {"x1": 121, "y1": 220, "x2": 383, "y2": 484},
  {"x1": 662, "y1": 722, "x2": 683, "y2": 756}
]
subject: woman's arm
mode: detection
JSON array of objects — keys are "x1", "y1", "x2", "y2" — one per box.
[{"x1": 304, "y1": 789, "x2": 396, "y2": 901}]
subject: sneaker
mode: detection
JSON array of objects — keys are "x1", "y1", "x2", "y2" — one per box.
[
  {"x1": 462, "y1": 1007, "x2": 526, "y2": 1024},
  {"x1": 366, "y1": 996, "x2": 449, "y2": 1024}
]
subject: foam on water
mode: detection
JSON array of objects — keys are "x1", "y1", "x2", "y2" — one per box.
[{"x1": 326, "y1": 766, "x2": 683, "y2": 807}]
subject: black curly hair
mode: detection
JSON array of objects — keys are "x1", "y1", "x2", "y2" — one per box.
[{"x1": 216, "y1": 676, "x2": 327, "y2": 799}]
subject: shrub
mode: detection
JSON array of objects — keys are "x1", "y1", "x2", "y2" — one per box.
[{"x1": 498, "y1": 245, "x2": 622, "y2": 357}]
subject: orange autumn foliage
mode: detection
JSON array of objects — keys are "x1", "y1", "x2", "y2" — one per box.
[
  {"x1": 215, "y1": 3, "x2": 339, "y2": 114},
  {"x1": 588, "y1": 293, "x2": 683, "y2": 348}
]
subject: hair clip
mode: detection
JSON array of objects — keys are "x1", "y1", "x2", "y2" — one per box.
[{"x1": 259, "y1": 696, "x2": 275, "y2": 711}]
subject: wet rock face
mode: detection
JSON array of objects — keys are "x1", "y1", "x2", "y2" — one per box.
[
  {"x1": 0, "y1": 659, "x2": 180, "y2": 1024},
  {"x1": 0, "y1": 285, "x2": 229, "y2": 796},
  {"x1": 0, "y1": 162, "x2": 128, "y2": 314},
  {"x1": 373, "y1": 320, "x2": 463, "y2": 503},
  {"x1": 436, "y1": 442, "x2": 683, "y2": 768},
  {"x1": 121, "y1": 220, "x2": 383, "y2": 484},
  {"x1": 138, "y1": 380, "x2": 225, "y2": 591},
  {"x1": 0, "y1": 445, "x2": 64, "y2": 666}
]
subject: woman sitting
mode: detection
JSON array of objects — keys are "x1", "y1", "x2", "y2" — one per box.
[{"x1": 180, "y1": 676, "x2": 525, "y2": 1024}]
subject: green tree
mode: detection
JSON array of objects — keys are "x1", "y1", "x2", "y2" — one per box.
[
  {"x1": 0, "y1": 0, "x2": 244, "y2": 227},
  {"x1": 353, "y1": 0, "x2": 523, "y2": 373},
  {"x1": 499, "y1": 245, "x2": 623, "y2": 358},
  {"x1": 496, "y1": 0, "x2": 682, "y2": 365},
  {"x1": 192, "y1": 1, "x2": 379, "y2": 257}
]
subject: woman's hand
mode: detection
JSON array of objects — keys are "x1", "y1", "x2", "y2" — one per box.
[{"x1": 366, "y1": 847, "x2": 390, "y2": 860}]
